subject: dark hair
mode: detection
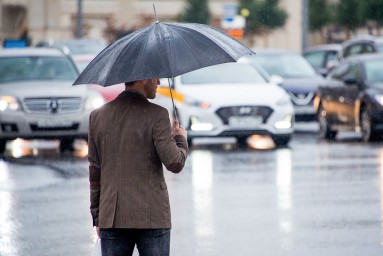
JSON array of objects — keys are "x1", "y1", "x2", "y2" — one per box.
[{"x1": 125, "y1": 81, "x2": 136, "y2": 86}]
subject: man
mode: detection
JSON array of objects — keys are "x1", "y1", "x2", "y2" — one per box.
[{"x1": 88, "y1": 78, "x2": 188, "y2": 256}]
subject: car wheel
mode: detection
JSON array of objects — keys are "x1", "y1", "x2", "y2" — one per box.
[
  {"x1": 0, "y1": 139, "x2": 7, "y2": 155},
  {"x1": 318, "y1": 106, "x2": 337, "y2": 140},
  {"x1": 361, "y1": 109, "x2": 379, "y2": 142},
  {"x1": 60, "y1": 138, "x2": 75, "y2": 153},
  {"x1": 272, "y1": 135, "x2": 291, "y2": 147},
  {"x1": 237, "y1": 136, "x2": 248, "y2": 149}
]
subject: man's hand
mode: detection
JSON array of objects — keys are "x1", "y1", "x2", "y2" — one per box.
[{"x1": 172, "y1": 120, "x2": 187, "y2": 138}]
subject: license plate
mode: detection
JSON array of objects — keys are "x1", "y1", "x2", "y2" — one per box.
[
  {"x1": 228, "y1": 116, "x2": 262, "y2": 127},
  {"x1": 37, "y1": 119, "x2": 73, "y2": 128},
  {"x1": 294, "y1": 105, "x2": 315, "y2": 114}
]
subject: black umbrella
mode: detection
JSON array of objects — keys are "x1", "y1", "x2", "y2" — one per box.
[{"x1": 73, "y1": 19, "x2": 254, "y2": 118}]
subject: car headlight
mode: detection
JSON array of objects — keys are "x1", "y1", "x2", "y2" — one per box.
[
  {"x1": 85, "y1": 95, "x2": 105, "y2": 110},
  {"x1": 190, "y1": 116, "x2": 214, "y2": 131},
  {"x1": 374, "y1": 95, "x2": 383, "y2": 106},
  {"x1": 275, "y1": 114, "x2": 293, "y2": 129},
  {"x1": 277, "y1": 94, "x2": 291, "y2": 106},
  {"x1": 0, "y1": 96, "x2": 20, "y2": 111}
]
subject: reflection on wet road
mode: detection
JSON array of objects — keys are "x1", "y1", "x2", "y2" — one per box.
[{"x1": 1, "y1": 132, "x2": 383, "y2": 255}]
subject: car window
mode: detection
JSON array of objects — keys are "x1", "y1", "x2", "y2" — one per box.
[
  {"x1": 345, "y1": 44, "x2": 362, "y2": 58},
  {"x1": 346, "y1": 63, "x2": 360, "y2": 81},
  {"x1": 331, "y1": 62, "x2": 360, "y2": 82},
  {"x1": 250, "y1": 53, "x2": 316, "y2": 78},
  {"x1": 0, "y1": 56, "x2": 79, "y2": 83},
  {"x1": 364, "y1": 59, "x2": 383, "y2": 83},
  {"x1": 304, "y1": 51, "x2": 325, "y2": 69},
  {"x1": 326, "y1": 51, "x2": 338, "y2": 64},
  {"x1": 344, "y1": 43, "x2": 375, "y2": 58},
  {"x1": 180, "y1": 63, "x2": 267, "y2": 84}
]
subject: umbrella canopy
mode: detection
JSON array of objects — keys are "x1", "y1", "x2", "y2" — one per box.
[{"x1": 73, "y1": 22, "x2": 254, "y2": 86}]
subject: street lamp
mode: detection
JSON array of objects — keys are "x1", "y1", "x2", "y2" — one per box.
[
  {"x1": 76, "y1": 0, "x2": 83, "y2": 38},
  {"x1": 302, "y1": 0, "x2": 309, "y2": 50}
]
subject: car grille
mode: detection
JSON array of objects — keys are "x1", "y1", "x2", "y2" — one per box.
[
  {"x1": 216, "y1": 106, "x2": 273, "y2": 124},
  {"x1": 23, "y1": 97, "x2": 82, "y2": 114},
  {"x1": 289, "y1": 91, "x2": 314, "y2": 106},
  {"x1": 30, "y1": 123, "x2": 79, "y2": 131}
]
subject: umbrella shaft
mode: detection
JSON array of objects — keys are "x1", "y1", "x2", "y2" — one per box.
[{"x1": 168, "y1": 78, "x2": 178, "y2": 122}]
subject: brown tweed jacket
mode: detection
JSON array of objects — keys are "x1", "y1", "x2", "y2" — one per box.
[{"x1": 88, "y1": 90, "x2": 188, "y2": 229}]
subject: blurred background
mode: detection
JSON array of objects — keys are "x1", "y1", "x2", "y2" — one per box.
[
  {"x1": 1, "y1": 0, "x2": 381, "y2": 52},
  {"x1": 2, "y1": 2, "x2": 383, "y2": 256}
]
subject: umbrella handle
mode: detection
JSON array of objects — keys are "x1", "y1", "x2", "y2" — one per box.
[{"x1": 168, "y1": 78, "x2": 179, "y2": 122}]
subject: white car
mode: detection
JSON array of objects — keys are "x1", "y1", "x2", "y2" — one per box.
[
  {"x1": 153, "y1": 59, "x2": 294, "y2": 147},
  {"x1": 0, "y1": 48, "x2": 105, "y2": 154}
]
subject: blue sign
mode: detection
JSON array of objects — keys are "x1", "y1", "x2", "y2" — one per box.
[{"x1": 3, "y1": 39, "x2": 28, "y2": 48}]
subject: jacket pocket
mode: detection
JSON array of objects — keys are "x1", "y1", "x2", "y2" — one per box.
[{"x1": 100, "y1": 191, "x2": 118, "y2": 228}]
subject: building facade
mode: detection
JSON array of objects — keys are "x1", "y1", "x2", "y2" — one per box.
[{"x1": 0, "y1": 0, "x2": 303, "y2": 52}]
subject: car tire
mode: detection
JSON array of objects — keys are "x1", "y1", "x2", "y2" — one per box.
[
  {"x1": 60, "y1": 138, "x2": 75, "y2": 153},
  {"x1": 318, "y1": 105, "x2": 337, "y2": 140},
  {"x1": 0, "y1": 139, "x2": 7, "y2": 155},
  {"x1": 237, "y1": 136, "x2": 248, "y2": 149},
  {"x1": 272, "y1": 135, "x2": 291, "y2": 147},
  {"x1": 361, "y1": 109, "x2": 379, "y2": 142}
]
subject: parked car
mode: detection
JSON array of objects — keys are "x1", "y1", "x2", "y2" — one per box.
[
  {"x1": 152, "y1": 59, "x2": 295, "y2": 148},
  {"x1": 303, "y1": 44, "x2": 341, "y2": 77},
  {"x1": 246, "y1": 49, "x2": 324, "y2": 122},
  {"x1": 314, "y1": 53, "x2": 383, "y2": 142},
  {"x1": 338, "y1": 35, "x2": 383, "y2": 61},
  {"x1": 0, "y1": 48, "x2": 105, "y2": 154},
  {"x1": 35, "y1": 39, "x2": 107, "y2": 71}
]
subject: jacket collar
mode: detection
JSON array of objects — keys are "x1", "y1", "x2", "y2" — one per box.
[{"x1": 117, "y1": 90, "x2": 148, "y2": 101}]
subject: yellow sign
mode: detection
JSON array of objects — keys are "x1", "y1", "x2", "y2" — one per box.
[{"x1": 240, "y1": 8, "x2": 250, "y2": 18}]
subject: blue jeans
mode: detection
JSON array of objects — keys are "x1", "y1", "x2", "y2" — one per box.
[{"x1": 100, "y1": 228, "x2": 170, "y2": 256}]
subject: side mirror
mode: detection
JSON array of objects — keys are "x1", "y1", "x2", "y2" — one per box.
[
  {"x1": 326, "y1": 60, "x2": 339, "y2": 73},
  {"x1": 269, "y1": 75, "x2": 284, "y2": 86},
  {"x1": 344, "y1": 77, "x2": 357, "y2": 85},
  {"x1": 317, "y1": 69, "x2": 328, "y2": 77}
]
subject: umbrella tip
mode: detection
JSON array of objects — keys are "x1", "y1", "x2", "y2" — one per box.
[{"x1": 153, "y1": 3, "x2": 159, "y2": 23}]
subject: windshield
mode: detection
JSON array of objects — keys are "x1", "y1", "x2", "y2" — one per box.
[
  {"x1": 66, "y1": 42, "x2": 106, "y2": 55},
  {"x1": 364, "y1": 59, "x2": 383, "y2": 84},
  {"x1": 250, "y1": 53, "x2": 316, "y2": 78},
  {"x1": 0, "y1": 56, "x2": 79, "y2": 83},
  {"x1": 304, "y1": 51, "x2": 326, "y2": 69},
  {"x1": 67, "y1": 44, "x2": 105, "y2": 55},
  {"x1": 181, "y1": 63, "x2": 267, "y2": 84}
]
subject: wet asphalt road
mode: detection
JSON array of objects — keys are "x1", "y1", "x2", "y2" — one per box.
[{"x1": 1, "y1": 129, "x2": 383, "y2": 256}]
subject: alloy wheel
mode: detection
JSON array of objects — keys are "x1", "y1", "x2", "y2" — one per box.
[
  {"x1": 361, "y1": 109, "x2": 372, "y2": 142},
  {"x1": 318, "y1": 106, "x2": 336, "y2": 140}
]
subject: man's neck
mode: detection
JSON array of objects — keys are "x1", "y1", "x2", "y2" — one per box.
[{"x1": 125, "y1": 84, "x2": 146, "y2": 98}]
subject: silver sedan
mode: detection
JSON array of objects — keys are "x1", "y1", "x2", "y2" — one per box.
[{"x1": 0, "y1": 48, "x2": 105, "y2": 154}]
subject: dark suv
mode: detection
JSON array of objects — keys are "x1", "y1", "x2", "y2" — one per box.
[
  {"x1": 314, "y1": 53, "x2": 383, "y2": 142},
  {"x1": 338, "y1": 35, "x2": 383, "y2": 61}
]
